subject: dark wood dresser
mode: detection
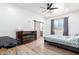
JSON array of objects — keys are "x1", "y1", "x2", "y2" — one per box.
[{"x1": 16, "y1": 31, "x2": 37, "y2": 44}]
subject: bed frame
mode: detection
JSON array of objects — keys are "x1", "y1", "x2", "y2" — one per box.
[{"x1": 44, "y1": 40, "x2": 79, "y2": 53}]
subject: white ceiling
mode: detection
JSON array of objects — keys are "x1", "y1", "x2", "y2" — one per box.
[{"x1": 14, "y1": 3, "x2": 79, "y2": 18}]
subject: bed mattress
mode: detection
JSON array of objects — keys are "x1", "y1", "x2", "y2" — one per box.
[{"x1": 44, "y1": 35, "x2": 79, "y2": 48}]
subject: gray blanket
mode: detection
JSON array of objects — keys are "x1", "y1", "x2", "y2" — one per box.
[{"x1": 0, "y1": 36, "x2": 17, "y2": 48}]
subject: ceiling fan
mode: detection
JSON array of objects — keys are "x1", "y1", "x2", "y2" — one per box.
[{"x1": 40, "y1": 3, "x2": 58, "y2": 13}]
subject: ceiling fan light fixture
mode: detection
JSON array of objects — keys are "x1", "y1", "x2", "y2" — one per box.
[{"x1": 40, "y1": 3, "x2": 58, "y2": 13}]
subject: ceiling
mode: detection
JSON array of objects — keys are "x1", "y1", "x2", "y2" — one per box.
[{"x1": 14, "y1": 3, "x2": 79, "y2": 18}]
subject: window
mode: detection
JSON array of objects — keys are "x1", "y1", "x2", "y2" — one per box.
[
  {"x1": 51, "y1": 17, "x2": 68, "y2": 35},
  {"x1": 54, "y1": 19, "x2": 64, "y2": 31}
]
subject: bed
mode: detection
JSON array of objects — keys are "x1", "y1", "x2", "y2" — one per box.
[
  {"x1": 0, "y1": 36, "x2": 18, "y2": 48},
  {"x1": 44, "y1": 35, "x2": 79, "y2": 53}
]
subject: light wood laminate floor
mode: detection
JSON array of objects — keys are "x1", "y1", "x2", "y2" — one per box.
[{"x1": 0, "y1": 37, "x2": 78, "y2": 55}]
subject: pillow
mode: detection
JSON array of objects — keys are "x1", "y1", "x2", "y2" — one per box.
[{"x1": 74, "y1": 33, "x2": 79, "y2": 36}]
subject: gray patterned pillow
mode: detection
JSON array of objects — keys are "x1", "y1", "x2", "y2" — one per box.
[{"x1": 74, "y1": 33, "x2": 79, "y2": 36}]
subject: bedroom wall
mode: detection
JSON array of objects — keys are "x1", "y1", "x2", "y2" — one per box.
[
  {"x1": 44, "y1": 10, "x2": 79, "y2": 36},
  {"x1": 43, "y1": 18, "x2": 51, "y2": 36},
  {"x1": 0, "y1": 4, "x2": 44, "y2": 38}
]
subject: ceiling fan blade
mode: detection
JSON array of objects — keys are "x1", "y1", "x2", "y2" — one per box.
[
  {"x1": 49, "y1": 3, "x2": 53, "y2": 8},
  {"x1": 47, "y1": 3, "x2": 50, "y2": 6},
  {"x1": 49, "y1": 8, "x2": 58, "y2": 10},
  {"x1": 42, "y1": 10, "x2": 47, "y2": 13},
  {"x1": 40, "y1": 7, "x2": 46, "y2": 9}
]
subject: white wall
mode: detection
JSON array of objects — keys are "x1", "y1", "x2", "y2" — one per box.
[
  {"x1": 0, "y1": 4, "x2": 44, "y2": 38},
  {"x1": 44, "y1": 10, "x2": 79, "y2": 36},
  {"x1": 43, "y1": 19, "x2": 51, "y2": 36}
]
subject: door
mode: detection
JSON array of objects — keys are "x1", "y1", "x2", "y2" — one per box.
[{"x1": 34, "y1": 20, "x2": 41, "y2": 39}]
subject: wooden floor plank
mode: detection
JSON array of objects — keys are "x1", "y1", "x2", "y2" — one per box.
[{"x1": 0, "y1": 37, "x2": 78, "y2": 55}]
